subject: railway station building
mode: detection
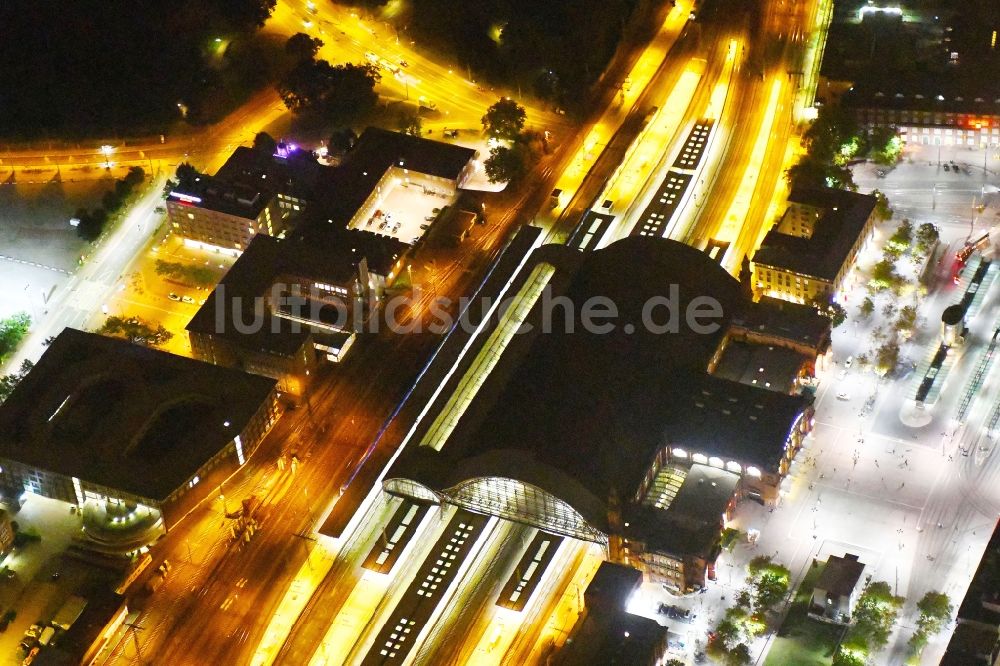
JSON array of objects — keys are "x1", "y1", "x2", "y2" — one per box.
[{"x1": 383, "y1": 233, "x2": 815, "y2": 590}]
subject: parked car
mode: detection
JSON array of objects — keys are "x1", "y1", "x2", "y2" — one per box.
[
  {"x1": 167, "y1": 292, "x2": 181, "y2": 301},
  {"x1": 181, "y1": 295, "x2": 195, "y2": 304},
  {"x1": 836, "y1": 391, "x2": 850, "y2": 401},
  {"x1": 844, "y1": 356, "x2": 854, "y2": 369}
]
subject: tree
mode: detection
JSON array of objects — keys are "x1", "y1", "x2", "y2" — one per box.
[
  {"x1": 725, "y1": 644, "x2": 752, "y2": 666},
  {"x1": 396, "y1": 110, "x2": 423, "y2": 137},
  {"x1": 849, "y1": 581, "x2": 904, "y2": 652},
  {"x1": 485, "y1": 144, "x2": 531, "y2": 184},
  {"x1": 285, "y1": 32, "x2": 323, "y2": 63},
  {"x1": 872, "y1": 189, "x2": 894, "y2": 221},
  {"x1": 0, "y1": 360, "x2": 34, "y2": 404},
  {"x1": 832, "y1": 649, "x2": 866, "y2": 666},
  {"x1": 218, "y1": 0, "x2": 277, "y2": 30},
  {"x1": 482, "y1": 98, "x2": 527, "y2": 142},
  {"x1": 746, "y1": 556, "x2": 790, "y2": 614},
  {"x1": 175, "y1": 163, "x2": 201, "y2": 188},
  {"x1": 887, "y1": 219, "x2": 913, "y2": 253},
  {"x1": 915, "y1": 591, "x2": 953, "y2": 636},
  {"x1": 76, "y1": 208, "x2": 109, "y2": 242},
  {"x1": 869, "y1": 126, "x2": 903, "y2": 165},
  {"x1": 253, "y1": 132, "x2": 278, "y2": 156},
  {"x1": 277, "y1": 60, "x2": 380, "y2": 126},
  {"x1": 896, "y1": 305, "x2": 918, "y2": 335},
  {"x1": 915, "y1": 223, "x2": 940, "y2": 255},
  {"x1": 870, "y1": 259, "x2": 899, "y2": 291},
  {"x1": 875, "y1": 340, "x2": 900, "y2": 376},
  {"x1": 155, "y1": 259, "x2": 218, "y2": 287},
  {"x1": 859, "y1": 297, "x2": 875, "y2": 319},
  {"x1": 98, "y1": 316, "x2": 173, "y2": 347},
  {"x1": 825, "y1": 301, "x2": 847, "y2": 328},
  {"x1": 882, "y1": 301, "x2": 897, "y2": 319}
]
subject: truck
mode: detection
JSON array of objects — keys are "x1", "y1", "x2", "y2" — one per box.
[{"x1": 51, "y1": 596, "x2": 87, "y2": 631}]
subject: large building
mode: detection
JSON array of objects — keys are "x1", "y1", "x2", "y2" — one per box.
[
  {"x1": 166, "y1": 145, "x2": 322, "y2": 253},
  {"x1": 0, "y1": 329, "x2": 279, "y2": 533},
  {"x1": 942, "y1": 520, "x2": 1000, "y2": 665},
  {"x1": 315, "y1": 126, "x2": 479, "y2": 230},
  {"x1": 187, "y1": 228, "x2": 407, "y2": 396},
  {"x1": 381, "y1": 233, "x2": 814, "y2": 591},
  {"x1": 752, "y1": 186, "x2": 878, "y2": 305}
]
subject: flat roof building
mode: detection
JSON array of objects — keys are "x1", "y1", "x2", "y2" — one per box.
[
  {"x1": 166, "y1": 146, "x2": 321, "y2": 253},
  {"x1": 752, "y1": 187, "x2": 878, "y2": 305},
  {"x1": 556, "y1": 562, "x2": 668, "y2": 666},
  {"x1": 0, "y1": 329, "x2": 279, "y2": 534},
  {"x1": 187, "y1": 229, "x2": 407, "y2": 396}
]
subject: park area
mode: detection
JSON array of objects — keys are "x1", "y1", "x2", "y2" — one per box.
[{"x1": 765, "y1": 564, "x2": 844, "y2": 666}]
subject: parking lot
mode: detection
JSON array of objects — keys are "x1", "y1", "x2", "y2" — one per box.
[{"x1": 349, "y1": 173, "x2": 457, "y2": 245}]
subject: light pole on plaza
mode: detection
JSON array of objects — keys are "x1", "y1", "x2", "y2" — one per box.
[{"x1": 100, "y1": 144, "x2": 114, "y2": 170}]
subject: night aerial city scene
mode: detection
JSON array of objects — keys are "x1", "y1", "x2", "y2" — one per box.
[{"x1": 2, "y1": 0, "x2": 1000, "y2": 665}]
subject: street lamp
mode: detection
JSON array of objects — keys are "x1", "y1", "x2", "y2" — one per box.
[{"x1": 100, "y1": 145, "x2": 114, "y2": 170}]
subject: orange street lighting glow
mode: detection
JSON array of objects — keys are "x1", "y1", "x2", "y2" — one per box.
[{"x1": 717, "y1": 76, "x2": 783, "y2": 250}]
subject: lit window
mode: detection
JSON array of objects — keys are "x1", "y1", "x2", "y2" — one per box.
[
  {"x1": 709, "y1": 456, "x2": 724, "y2": 468},
  {"x1": 747, "y1": 466, "x2": 761, "y2": 478},
  {"x1": 692, "y1": 453, "x2": 708, "y2": 464},
  {"x1": 726, "y1": 461, "x2": 742, "y2": 473},
  {"x1": 671, "y1": 448, "x2": 688, "y2": 458}
]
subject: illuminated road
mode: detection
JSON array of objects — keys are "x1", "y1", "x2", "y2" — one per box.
[{"x1": 0, "y1": 0, "x2": 566, "y2": 182}]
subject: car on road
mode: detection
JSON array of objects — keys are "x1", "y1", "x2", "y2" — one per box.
[
  {"x1": 420, "y1": 223, "x2": 430, "y2": 230},
  {"x1": 167, "y1": 292, "x2": 181, "y2": 301},
  {"x1": 181, "y1": 295, "x2": 195, "y2": 304},
  {"x1": 399, "y1": 59, "x2": 409, "y2": 67},
  {"x1": 836, "y1": 391, "x2": 850, "y2": 401},
  {"x1": 844, "y1": 356, "x2": 854, "y2": 369}
]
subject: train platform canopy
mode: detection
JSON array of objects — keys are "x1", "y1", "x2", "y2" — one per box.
[{"x1": 387, "y1": 236, "x2": 811, "y2": 537}]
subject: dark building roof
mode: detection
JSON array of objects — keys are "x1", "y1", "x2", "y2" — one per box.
[
  {"x1": 0, "y1": 329, "x2": 276, "y2": 501},
  {"x1": 732, "y1": 296, "x2": 832, "y2": 353},
  {"x1": 712, "y1": 340, "x2": 809, "y2": 393},
  {"x1": 187, "y1": 230, "x2": 406, "y2": 356},
  {"x1": 389, "y1": 236, "x2": 811, "y2": 533},
  {"x1": 942, "y1": 622, "x2": 1000, "y2": 666},
  {"x1": 628, "y1": 465, "x2": 739, "y2": 559},
  {"x1": 312, "y1": 126, "x2": 477, "y2": 225},
  {"x1": 956, "y1": 520, "x2": 1000, "y2": 626},
  {"x1": 816, "y1": 554, "x2": 865, "y2": 598},
  {"x1": 753, "y1": 187, "x2": 877, "y2": 281},
  {"x1": 557, "y1": 563, "x2": 666, "y2": 666},
  {"x1": 169, "y1": 146, "x2": 325, "y2": 220},
  {"x1": 214, "y1": 146, "x2": 324, "y2": 201}
]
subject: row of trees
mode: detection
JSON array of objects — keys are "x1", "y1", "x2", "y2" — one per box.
[
  {"x1": 834, "y1": 581, "x2": 904, "y2": 665},
  {"x1": 787, "y1": 106, "x2": 904, "y2": 191},
  {"x1": 0, "y1": 313, "x2": 31, "y2": 365},
  {"x1": 708, "y1": 556, "x2": 791, "y2": 665},
  {"x1": 76, "y1": 167, "x2": 147, "y2": 241},
  {"x1": 97, "y1": 316, "x2": 173, "y2": 347},
  {"x1": 276, "y1": 34, "x2": 381, "y2": 127},
  {"x1": 481, "y1": 98, "x2": 547, "y2": 184},
  {"x1": 154, "y1": 260, "x2": 217, "y2": 288}
]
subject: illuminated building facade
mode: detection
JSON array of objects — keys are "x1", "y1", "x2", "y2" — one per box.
[
  {"x1": 752, "y1": 186, "x2": 878, "y2": 305},
  {"x1": 382, "y1": 233, "x2": 814, "y2": 591},
  {"x1": 0, "y1": 329, "x2": 279, "y2": 532}
]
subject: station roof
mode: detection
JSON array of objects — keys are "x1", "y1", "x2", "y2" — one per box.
[
  {"x1": 752, "y1": 187, "x2": 877, "y2": 281},
  {"x1": 732, "y1": 296, "x2": 832, "y2": 353},
  {"x1": 0, "y1": 329, "x2": 276, "y2": 501},
  {"x1": 389, "y1": 236, "x2": 811, "y2": 533},
  {"x1": 712, "y1": 339, "x2": 809, "y2": 393}
]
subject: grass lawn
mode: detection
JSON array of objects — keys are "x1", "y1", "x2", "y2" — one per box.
[{"x1": 764, "y1": 563, "x2": 846, "y2": 666}]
